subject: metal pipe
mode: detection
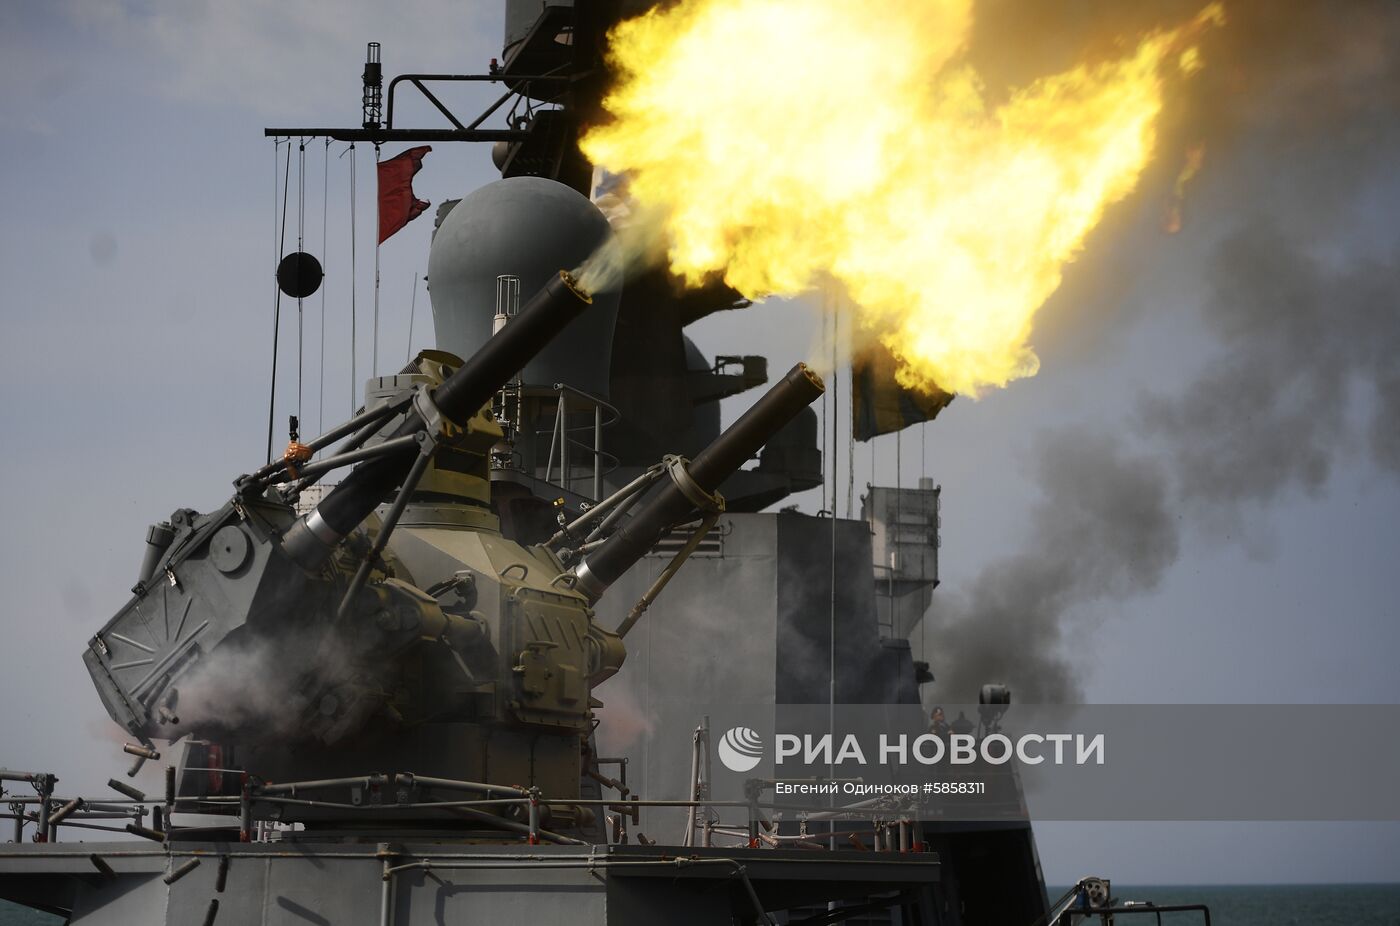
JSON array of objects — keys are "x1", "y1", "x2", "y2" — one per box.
[
  {"x1": 305, "y1": 396, "x2": 406, "y2": 453},
  {"x1": 1085, "y1": 905, "x2": 1211, "y2": 925},
  {"x1": 582, "y1": 475, "x2": 662, "y2": 544},
  {"x1": 289, "y1": 399, "x2": 413, "y2": 495},
  {"x1": 800, "y1": 797, "x2": 888, "y2": 821},
  {"x1": 4, "y1": 797, "x2": 146, "y2": 809},
  {"x1": 594, "y1": 404, "x2": 603, "y2": 500},
  {"x1": 0, "y1": 814, "x2": 133, "y2": 835},
  {"x1": 245, "y1": 393, "x2": 406, "y2": 484},
  {"x1": 239, "y1": 782, "x2": 252, "y2": 843},
  {"x1": 33, "y1": 774, "x2": 54, "y2": 844},
  {"x1": 282, "y1": 433, "x2": 421, "y2": 482},
  {"x1": 66, "y1": 807, "x2": 142, "y2": 817},
  {"x1": 195, "y1": 791, "x2": 885, "y2": 817},
  {"x1": 575, "y1": 363, "x2": 823, "y2": 601},
  {"x1": 0, "y1": 845, "x2": 918, "y2": 873},
  {"x1": 560, "y1": 393, "x2": 569, "y2": 493},
  {"x1": 265, "y1": 128, "x2": 528, "y2": 143},
  {"x1": 136, "y1": 522, "x2": 176, "y2": 587},
  {"x1": 683, "y1": 722, "x2": 703, "y2": 846},
  {"x1": 259, "y1": 774, "x2": 389, "y2": 795},
  {"x1": 335, "y1": 435, "x2": 434, "y2": 620},
  {"x1": 382, "y1": 72, "x2": 570, "y2": 130},
  {"x1": 393, "y1": 774, "x2": 527, "y2": 799},
  {"x1": 379, "y1": 856, "x2": 394, "y2": 926},
  {"x1": 47, "y1": 799, "x2": 83, "y2": 826},
  {"x1": 196, "y1": 795, "x2": 524, "y2": 811},
  {"x1": 163, "y1": 857, "x2": 201, "y2": 885},
  {"x1": 615, "y1": 510, "x2": 719, "y2": 638},
  {"x1": 439, "y1": 804, "x2": 585, "y2": 845},
  {"x1": 545, "y1": 397, "x2": 561, "y2": 483},
  {"x1": 5, "y1": 796, "x2": 144, "y2": 806},
  {"x1": 546, "y1": 464, "x2": 662, "y2": 547}
]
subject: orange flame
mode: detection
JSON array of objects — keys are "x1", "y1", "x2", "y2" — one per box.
[{"x1": 581, "y1": 0, "x2": 1224, "y2": 396}]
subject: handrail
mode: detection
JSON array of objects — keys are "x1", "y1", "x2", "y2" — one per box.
[{"x1": 536, "y1": 383, "x2": 621, "y2": 498}]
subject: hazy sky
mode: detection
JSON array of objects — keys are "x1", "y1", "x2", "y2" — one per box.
[{"x1": 1, "y1": 0, "x2": 1398, "y2": 887}]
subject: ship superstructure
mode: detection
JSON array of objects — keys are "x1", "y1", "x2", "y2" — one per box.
[{"x1": 0, "y1": 4, "x2": 1060, "y2": 924}]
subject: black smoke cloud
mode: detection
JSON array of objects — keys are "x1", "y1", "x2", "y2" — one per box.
[{"x1": 927, "y1": 1, "x2": 1400, "y2": 701}]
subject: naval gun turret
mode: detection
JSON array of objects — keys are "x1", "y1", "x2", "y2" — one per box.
[{"x1": 81, "y1": 267, "x2": 824, "y2": 836}]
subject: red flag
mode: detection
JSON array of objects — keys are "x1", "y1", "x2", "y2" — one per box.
[{"x1": 377, "y1": 146, "x2": 431, "y2": 243}]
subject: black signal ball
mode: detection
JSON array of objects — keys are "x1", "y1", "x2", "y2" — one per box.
[{"x1": 277, "y1": 251, "x2": 323, "y2": 299}]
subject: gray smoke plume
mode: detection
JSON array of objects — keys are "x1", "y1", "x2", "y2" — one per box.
[
  {"x1": 930, "y1": 430, "x2": 1179, "y2": 702},
  {"x1": 927, "y1": 1, "x2": 1400, "y2": 701},
  {"x1": 1139, "y1": 225, "x2": 1400, "y2": 527},
  {"x1": 170, "y1": 627, "x2": 363, "y2": 742},
  {"x1": 931, "y1": 222, "x2": 1400, "y2": 703}
]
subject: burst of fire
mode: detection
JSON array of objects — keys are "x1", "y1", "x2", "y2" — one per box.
[{"x1": 581, "y1": 0, "x2": 1225, "y2": 396}]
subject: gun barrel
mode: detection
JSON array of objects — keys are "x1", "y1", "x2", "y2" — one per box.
[
  {"x1": 284, "y1": 270, "x2": 592, "y2": 567},
  {"x1": 574, "y1": 362, "x2": 824, "y2": 601}
]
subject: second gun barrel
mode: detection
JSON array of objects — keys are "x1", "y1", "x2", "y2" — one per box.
[{"x1": 573, "y1": 362, "x2": 824, "y2": 601}]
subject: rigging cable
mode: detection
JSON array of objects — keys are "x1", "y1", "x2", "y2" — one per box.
[
  {"x1": 870, "y1": 429, "x2": 876, "y2": 521},
  {"x1": 349, "y1": 143, "x2": 358, "y2": 416},
  {"x1": 406, "y1": 272, "x2": 419, "y2": 364},
  {"x1": 319, "y1": 138, "x2": 329, "y2": 436},
  {"x1": 268, "y1": 138, "x2": 277, "y2": 458},
  {"x1": 373, "y1": 144, "x2": 381, "y2": 377},
  {"x1": 846, "y1": 295, "x2": 855, "y2": 520},
  {"x1": 297, "y1": 138, "x2": 306, "y2": 424},
  {"x1": 824, "y1": 284, "x2": 837, "y2": 847},
  {"x1": 266, "y1": 138, "x2": 292, "y2": 464},
  {"x1": 823, "y1": 288, "x2": 834, "y2": 515},
  {"x1": 820, "y1": 288, "x2": 828, "y2": 514},
  {"x1": 920, "y1": 420, "x2": 928, "y2": 679}
]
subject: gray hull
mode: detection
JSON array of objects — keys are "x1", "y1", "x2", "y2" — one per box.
[{"x1": 1, "y1": 841, "x2": 939, "y2": 925}]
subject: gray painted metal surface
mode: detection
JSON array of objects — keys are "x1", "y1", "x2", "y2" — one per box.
[
  {"x1": 428, "y1": 177, "x2": 620, "y2": 400},
  {"x1": 0, "y1": 841, "x2": 939, "y2": 924}
]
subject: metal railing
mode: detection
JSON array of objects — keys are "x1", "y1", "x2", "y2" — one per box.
[{"x1": 535, "y1": 383, "x2": 620, "y2": 500}]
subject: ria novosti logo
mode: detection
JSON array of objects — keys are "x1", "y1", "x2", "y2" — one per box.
[{"x1": 717, "y1": 726, "x2": 764, "y2": 772}]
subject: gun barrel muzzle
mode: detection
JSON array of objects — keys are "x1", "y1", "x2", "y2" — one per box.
[{"x1": 574, "y1": 362, "x2": 824, "y2": 600}]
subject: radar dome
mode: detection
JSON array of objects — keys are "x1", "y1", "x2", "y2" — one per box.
[{"x1": 428, "y1": 177, "x2": 620, "y2": 399}]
